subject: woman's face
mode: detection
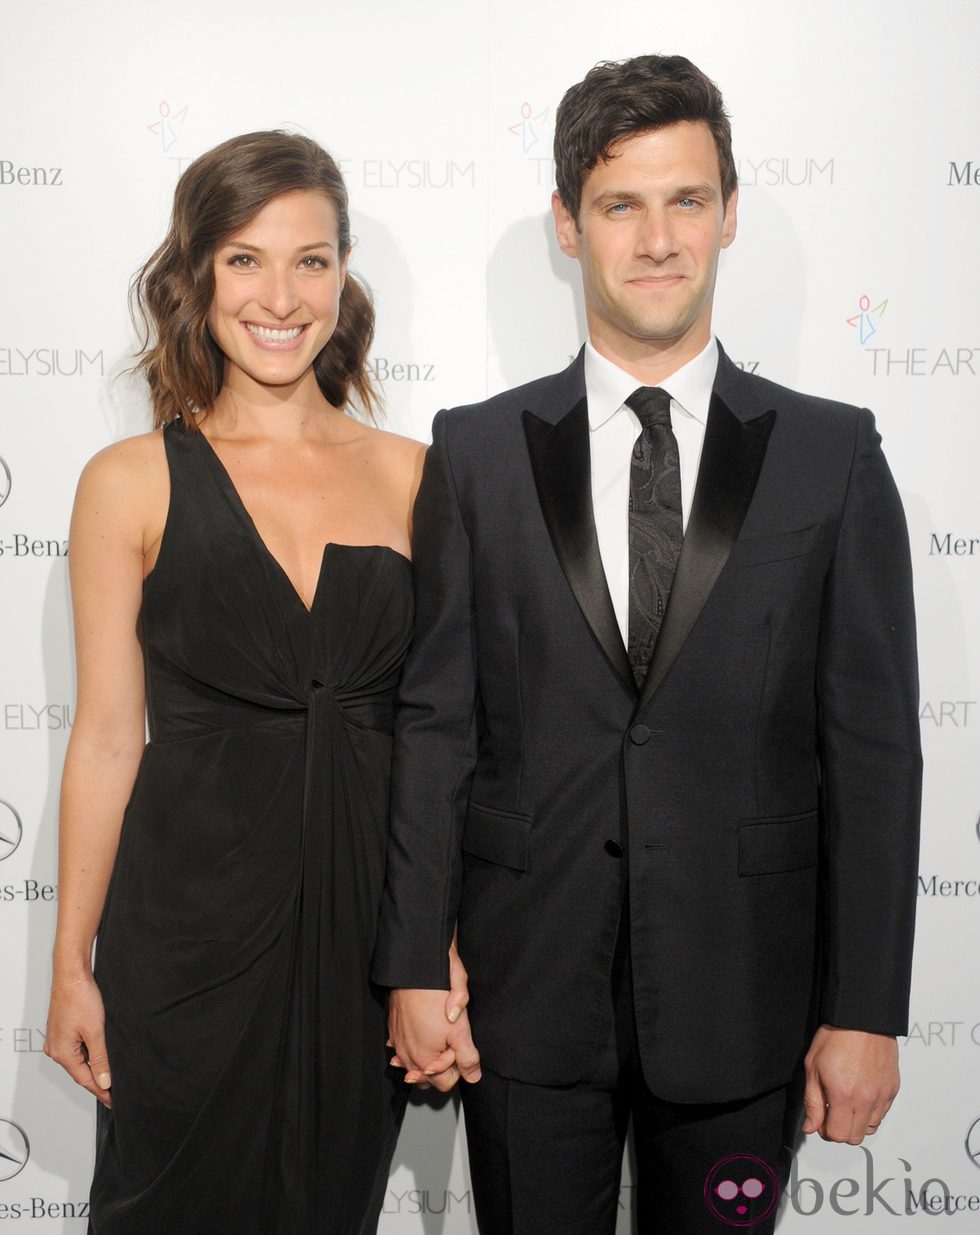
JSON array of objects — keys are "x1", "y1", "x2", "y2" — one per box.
[{"x1": 207, "y1": 189, "x2": 348, "y2": 399}]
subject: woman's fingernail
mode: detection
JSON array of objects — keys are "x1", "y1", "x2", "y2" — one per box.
[
  {"x1": 97, "y1": 1072, "x2": 111, "y2": 1088},
  {"x1": 447, "y1": 1006, "x2": 461, "y2": 1024}
]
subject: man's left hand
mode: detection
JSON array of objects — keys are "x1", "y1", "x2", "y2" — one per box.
[
  {"x1": 387, "y1": 937, "x2": 481, "y2": 1091},
  {"x1": 802, "y1": 1024, "x2": 899, "y2": 1144}
]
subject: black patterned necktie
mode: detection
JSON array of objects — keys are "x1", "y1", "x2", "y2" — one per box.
[{"x1": 627, "y1": 386, "x2": 683, "y2": 688}]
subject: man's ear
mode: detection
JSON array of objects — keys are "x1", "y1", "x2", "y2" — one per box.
[
  {"x1": 552, "y1": 190, "x2": 580, "y2": 259},
  {"x1": 720, "y1": 185, "x2": 738, "y2": 250}
]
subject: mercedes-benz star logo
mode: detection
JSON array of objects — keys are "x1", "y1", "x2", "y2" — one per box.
[
  {"x1": 0, "y1": 1120, "x2": 30, "y2": 1182},
  {"x1": 967, "y1": 1117, "x2": 980, "y2": 1170},
  {"x1": 0, "y1": 456, "x2": 10, "y2": 508},
  {"x1": 0, "y1": 801, "x2": 23, "y2": 862}
]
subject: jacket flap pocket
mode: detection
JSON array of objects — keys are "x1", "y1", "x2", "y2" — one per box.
[
  {"x1": 730, "y1": 523, "x2": 819, "y2": 566},
  {"x1": 738, "y1": 811, "x2": 818, "y2": 876},
  {"x1": 462, "y1": 803, "x2": 531, "y2": 872}
]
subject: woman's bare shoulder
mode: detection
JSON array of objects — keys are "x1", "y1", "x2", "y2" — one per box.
[
  {"x1": 360, "y1": 425, "x2": 427, "y2": 475},
  {"x1": 77, "y1": 430, "x2": 167, "y2": 493},
  {"x1": 74, "y1": 431, "x2": 169, "y2": 543}
]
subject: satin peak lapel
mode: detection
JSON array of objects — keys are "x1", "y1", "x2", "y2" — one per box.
[
  {"x1": 523, "y1": 398, "x2": 635, "y2": 697},
  {"x1": 637, "y1": 392, "x2": 775, "y2": 711}
]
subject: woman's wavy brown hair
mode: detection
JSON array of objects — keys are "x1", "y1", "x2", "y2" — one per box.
[{"x1": 132, "y1": 131, "x2": 379, "y2": 428}]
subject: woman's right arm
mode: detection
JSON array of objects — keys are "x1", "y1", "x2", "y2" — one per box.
[{"x1": 44, "y1": 439, "x2": 161, "y2": 1107}]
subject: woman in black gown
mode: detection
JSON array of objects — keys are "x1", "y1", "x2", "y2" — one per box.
[{"x1": 44, "y1": 132, "x2": 465, "y2": 1234}]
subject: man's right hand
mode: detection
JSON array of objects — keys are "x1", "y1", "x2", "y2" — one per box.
[{"x1": 388, "y1": 988, "x2": 482, "y2": 1092}]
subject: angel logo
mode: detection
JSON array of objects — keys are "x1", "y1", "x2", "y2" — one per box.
[
  {"x1": 147, "y1": 100, "x2": 188, "y2": 154},
  {"x1": 967, "y1": 1117, "x2": 980, "y2": 1169},
  {"x1": 704, "y1": 1153, "x2": 780, "y2": 1227},
  {"x1": 0, "y1": 455, "x2": 10, "y2": 508},
  {"x1": 846, "y1": 294, "x2": 888, "y2": 345},
  {"x1": 508, "y1": 101, "x2": 549, "y2": 155},
  {"x1": 0, "y1": 801, "x2": 22, "y2": 862},
  {"x1": 0, "y1": 1120, "x2": 30, "y2": 1182}
]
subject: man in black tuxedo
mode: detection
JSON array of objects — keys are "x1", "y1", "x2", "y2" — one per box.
[{"x1": 373, "y1": 54, "x2": 921, "y2": 1234}]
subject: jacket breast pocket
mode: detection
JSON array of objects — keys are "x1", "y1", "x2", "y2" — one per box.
[
  {"x1": 462, "y1": 802, "x2": 532, "y2": 872},
  {"x1": 729, "y1": 523, "x2": 820, "y2": 567},
  {"x1": 738, "y1": 811, "x2": 818, "y2": 876}
]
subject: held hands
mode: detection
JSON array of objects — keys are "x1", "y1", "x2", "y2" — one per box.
[
  {"x1": 388, "y1": 941, "x2": 481, "y2": 1092},
  {"x1": 802, "y1": 1024, "x2": 899, "y2": 1144},
  {"x1": 44, "y1": 973, "x2": 112, "y2": 1109}
]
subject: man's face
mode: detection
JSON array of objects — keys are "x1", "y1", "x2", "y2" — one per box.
[{"x1": 553, "y1": 121, "x2": 737, "y2": 368}]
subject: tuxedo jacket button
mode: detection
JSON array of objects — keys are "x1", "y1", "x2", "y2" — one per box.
[
  {"x1": 604, "y1": 839, "x2": 624, "y2": 857},
  {"x1": 629, "y1": 723, "x2": 651, "y2": 745}
]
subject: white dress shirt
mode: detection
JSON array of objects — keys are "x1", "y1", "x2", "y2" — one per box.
[{"x1": 584, "y1": 337, "x2": 719, "y2": 644}]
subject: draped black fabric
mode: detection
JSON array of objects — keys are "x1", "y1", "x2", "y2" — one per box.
[
  {"x1": 89, "y1": 421, "x2": 410, "y2": 1234},
  {"x1": 626, "y1": 386, "x2": 683, "y2": 687}
]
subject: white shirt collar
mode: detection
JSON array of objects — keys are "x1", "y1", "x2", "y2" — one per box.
[{"x1": 584, "y1": 337, "x2": 719, "y2": 431}]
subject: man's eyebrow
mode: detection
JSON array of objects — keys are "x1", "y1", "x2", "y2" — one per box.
[
  {"x1": 588, "y1": 183, "x2": 719, "y2": 209},
  {"x1": 672, "y1": 182, "x2": 718, "y2": 199},
  {"x1": 589, "y1": 189, "x2": 646, "y2": 208}
]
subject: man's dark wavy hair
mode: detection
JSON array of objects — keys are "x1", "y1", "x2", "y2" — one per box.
[{"x1": 554, "y1": 54, "x2": 737, "y2": 222}]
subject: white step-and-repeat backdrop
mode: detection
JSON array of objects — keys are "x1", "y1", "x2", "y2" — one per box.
[{"x1": 1, "y1": 0, "x2": 978, "y2": 1229}]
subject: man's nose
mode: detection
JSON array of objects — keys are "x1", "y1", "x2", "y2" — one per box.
[{"x1": 638, "y1": 209, "x2": 678, "y2": 262}]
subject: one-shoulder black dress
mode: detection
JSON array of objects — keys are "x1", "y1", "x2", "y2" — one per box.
[{"x1": 89, "y1": 422, "x2": 410, "y2": 1233}]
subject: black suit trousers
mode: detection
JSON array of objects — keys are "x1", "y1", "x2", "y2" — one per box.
[{"x1": 461, "y1": 927, "x2": 804, "y2": 1235}]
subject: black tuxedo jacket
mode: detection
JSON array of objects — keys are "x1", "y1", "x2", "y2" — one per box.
[{"x1": 373, "y1": 346, "x2": 921, "y2": 1104}]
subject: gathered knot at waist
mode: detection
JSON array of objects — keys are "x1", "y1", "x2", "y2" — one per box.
[
  {"x1": 147, "y1": 681, "x2": 395, "y2": 744},
  {"x1": 318, "y1": 688, "x2": 395, "y2": 737}
]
